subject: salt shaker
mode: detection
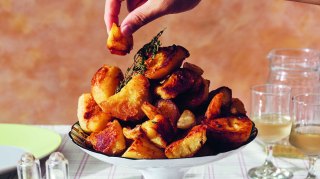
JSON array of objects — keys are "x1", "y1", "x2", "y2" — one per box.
[
  {"x1": 46, "y1": 152, "x2": 69, "y2": 179},
  {"x1": 17, "y1": 153, "x2": 41, "y2": 179}
]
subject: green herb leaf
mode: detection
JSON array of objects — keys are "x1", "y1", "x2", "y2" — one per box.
[{"x1": 116, "y1": 29, "x2": 165, "y2": 92}]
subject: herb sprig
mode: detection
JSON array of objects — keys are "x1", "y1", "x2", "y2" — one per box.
[{"x1": 116, "y1": 29, "x2": 165, "y2": 92}]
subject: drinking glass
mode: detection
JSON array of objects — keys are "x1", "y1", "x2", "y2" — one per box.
[
  {"x1": 248, "y1": 84, "x2": 293, "y2": 179},
  {"x1": 289, "y1": 94, "x2": 320, "y2": 179}
]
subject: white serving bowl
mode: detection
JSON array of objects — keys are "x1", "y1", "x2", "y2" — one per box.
[{"x1": 69, "y1": 122, "x2": 257, "y2": 179}]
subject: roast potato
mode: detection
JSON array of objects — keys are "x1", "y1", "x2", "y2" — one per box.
[
  {"x1": 86, "y1": 120, "x2": 126, "y2": 156},
  {"x1": 141, "y1": 114, "x2": 175, "y2": 148},
  {"x1": 144, "y1": 45, "x2": 189, "y2": 80},
  {"x1": 141, "y1": 100, "x2": 179, "y2": 132},
  {"x1": 122, "y1": 133, "x2": 166, "y2": 159},
  {"x1": 183, "y1": 62, "x2": 204, "y2": 75},
  {"x1": 155, "y1": 99, "x2": 180, "y2": 130},
  {"x1": 123, "y1": 125, "x2": 143, "y2": 140},
  {"x1": 177, "y1": 110, "x2": 196, "y2": 130},
  {"x1": 176, "y1": 77, "x2": 210, "y2": 109},
  {"x1": 100, "y1": 74, "x2": 150, "y2": 121},
  {"x1": 205, "y1": 86, "x2": 232, "y2": 119},
  {"x1": 77, "y1": 93, "x2": 112, "y2": 133},
  {"x1": 204, "y1": 116, "x2": 253, "y2": 151},
  {"x1": 165, "y1": 125, "x2": 207, "y2": 158},
  {"x1": 141, "y1": 101, "x2": 161, "y2": 120},
  {"x1": 106, "y1": 23, "x2": 133, "y2": 55},
  {"x1": 155, "y1": 68, "x2": 198, "y2": 99},
  {"x1": 230, "y1": 98, "x2": 247, "y2": 116},
  {"x1": 91, "y1": 65, "x2": 123, "y2": 106}
]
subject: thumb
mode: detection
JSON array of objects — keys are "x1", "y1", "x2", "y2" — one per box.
[{"x1": 120, "y1": 1, "x2": 166, "y2": 36}]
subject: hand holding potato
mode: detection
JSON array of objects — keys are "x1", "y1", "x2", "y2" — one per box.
[{"x1": 104, "y1": 0, "x2": 201, "y2": 36}]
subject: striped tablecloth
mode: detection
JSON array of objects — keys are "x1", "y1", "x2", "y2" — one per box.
[{"x1": 1, "y1": 125, "x2": 319, "y2": 179}]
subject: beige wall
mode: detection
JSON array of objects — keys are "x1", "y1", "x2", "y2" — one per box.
[{"x1": 1, "y1": 0, "x2": 320, "y2": 124}]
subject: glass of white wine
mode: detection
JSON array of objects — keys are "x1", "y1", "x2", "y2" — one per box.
[
  {"x1": 289, "y1": 94, "x2": 320, "y2": 179},
  {"x1": 248, "y1": 84, "x2": 293, "y2": 179}
]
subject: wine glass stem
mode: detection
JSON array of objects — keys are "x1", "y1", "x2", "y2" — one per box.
[
  {"x1": 306, "y1": 156, "x2": 317, "y2": 179},
  {"x1": 264, "y1": 144, "x2": 275, "y2": 167}
]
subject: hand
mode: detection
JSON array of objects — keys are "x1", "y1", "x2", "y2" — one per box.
[
  {"x1": 104, "y1": 0, "x2": 201, "y2": 36},
  {"x1": 286, "y1": 0, "x2": 320, "y2": 5}
]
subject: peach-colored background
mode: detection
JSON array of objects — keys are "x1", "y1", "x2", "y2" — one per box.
[{"x1": 1, "y1": 0, "x2": 320, "y2": 124}]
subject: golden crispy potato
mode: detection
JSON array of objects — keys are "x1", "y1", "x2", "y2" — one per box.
[
  {"x1": 77, "y1": 93, "x2": 112, "y2": 133},
  {"x1": 177, "y1": 78, "x2": 210, "y2": 109},
  {"x1": 165, "y1": 125, "x2": 207, "y2": 158},
  {"x1": 144, "y1": 45, "x2": 189, "y2": 80},
  {"x1": 122, "y1": 133, "x2": 166, "y2": 159},
  {"x1": 91, "y1": 65, "x2": 123, "y2": 106},
  {"x1": 141, "y1": 100, "x2": 179, "y2": 132},
  {"x1": 230, "y1": 98, "x2": 247, "y2": 116},
  {"x1": 155, "y1": 68, "x2": 198, "y2": 99},
  {"x1": 183, "y1": 62, "x2": 204, "y2": 75},
  {"x1": 141, "y1": 114, "x2": 175, "y2": 148},
  {"x1": 141, "y1": 101, "x2": 161, "y2": 120},
  {"x1": 177, "y1": 110, "x2": 196, "y2": 130},
  {"x1": 204, "y1": 116, "x2": 253, "y2": 150},
  {"x1": 86, "y1": 120, "x2": 126, "y2": 156},
  {"x1": 205, "y1": 87, "x2": 232, "y2": 119},
  {"x1": 123, "y1": 125, "x2": 143, "y2": 140},
  {"x1": 100, "y1": 74, "x2": 150, "y2": 121},
  {"x1": 107, "y1": 23, "x2": 133, "y2": 55},
  {"x1": 155, "y1": 99, "x2": 180, "y2": 130},
  {"x1": 205, "y1": 92, "x2": 224, "y2": 119}
]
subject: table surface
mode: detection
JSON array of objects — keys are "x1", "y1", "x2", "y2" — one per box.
[{"x1": 1, "y1": 125, "x2": 319, "y2": 179}]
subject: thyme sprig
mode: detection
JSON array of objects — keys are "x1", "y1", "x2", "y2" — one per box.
[{"x1": 116, "y1": 29, "x2": 165, "y2": 92}]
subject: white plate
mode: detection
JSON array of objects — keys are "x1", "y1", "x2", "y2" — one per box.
[{"x1": 0, "y1": 124, "x2": 62, "y2": 174}]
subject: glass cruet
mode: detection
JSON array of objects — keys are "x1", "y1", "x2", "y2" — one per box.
[{"x1": 267, "y1": 48, "x2": 320, "y2": 96}]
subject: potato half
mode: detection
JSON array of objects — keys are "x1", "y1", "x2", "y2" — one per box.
[
  {"x1": 204, "y1": 116, "x2": 253, "y2": 151},
  {"x1": 144, "y1": 45, "x2": 189, "y2": 80},
  {"x1": 122, "y1": 133, "x2": 165, "y2": 159},
  {"x1": 165, "y1": 125, "x2": 207, "y2": 158},
  {"x1": 91, "y1": 65, "x2": 123, "y2": 107},
  {"x1": 100, "y1": 74, "x2": 150, "y2": 121},
  {"x1": 77, "y1": 93, "x2": 112, "y2": 133},
  {"x1": 86, "y1": 120, "x2": 126, "y2": 156}
]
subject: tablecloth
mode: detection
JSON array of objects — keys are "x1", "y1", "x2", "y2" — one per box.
[{"x1": 1, "y1": 125, "x2": 319, "y2": 179}]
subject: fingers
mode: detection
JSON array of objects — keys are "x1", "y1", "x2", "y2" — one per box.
[
  {"x1": 105, "y1": 0, "x2": 123, "y2": 33},
  {"x1": 126, "y1": 0, "x2": 147, "y2": 12},
  {"x1": 121, "y1": 0, "x2": 165, "y2": 36},
  {"x1": 286, "y1": 0, "x2": 320, "y2": 5}
]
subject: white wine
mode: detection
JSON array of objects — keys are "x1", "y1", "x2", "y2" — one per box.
[
  {"x1": 253, "y1": 114, "x2": 292, "y2": 144},
  {"x1": 289, "y1": 125, "x2": 320, "y2": 156}
]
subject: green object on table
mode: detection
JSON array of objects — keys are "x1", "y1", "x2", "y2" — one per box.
[{"x1": 0, "y1": 123, "x2": 61, "y2": 158}]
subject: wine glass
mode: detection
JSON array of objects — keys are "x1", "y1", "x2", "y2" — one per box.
[
  {"x1": 289, "y1": 93, "x2": 320, "y2": 179},
  {"x1": 248, "y1": 84, "x2": 293, "y2": 179}
]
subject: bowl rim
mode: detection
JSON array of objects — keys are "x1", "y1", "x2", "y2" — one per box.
[{"x1": 68, "y1": 121, "x2": 258, "y2": 162}]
